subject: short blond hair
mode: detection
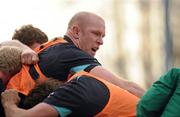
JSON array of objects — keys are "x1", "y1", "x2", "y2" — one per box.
[{"x1": 0, "y1": 46, "x2": 22, "y2": 76}]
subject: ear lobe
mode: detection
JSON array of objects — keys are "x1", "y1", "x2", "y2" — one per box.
[{"x1": 72, "y1": 26, "x2": 80, "y2": 39}]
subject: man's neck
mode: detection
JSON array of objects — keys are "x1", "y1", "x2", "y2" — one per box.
[
  {"x1": 64, "y1": 34, "x2": 79, "y2": 48},
  {"x1": 64, "y1": 35, "x2": 73, "y2": 43}
]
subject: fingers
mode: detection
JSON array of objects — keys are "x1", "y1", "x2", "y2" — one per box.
[
  {"x1": 1, "y1": 89, "x2": 20, "y2": 106},
  {"x1": 1, "y1": 89, "x2": 17, "y2": 95},
  {"x1": 32, "y1": 55, "x2": 39, "y2": 64},
  {"x1": 1, "y1": 89, "x2": 19, "y2": 98},
  {"x1": 21, "y1": 53, "x2": 32, "y2": 64},
  {"x1": 21, "y1": 49, "x2": 39, "y2": 64}
]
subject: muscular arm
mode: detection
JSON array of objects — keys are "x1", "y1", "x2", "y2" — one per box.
[
  {"x1": 90, "y1": 66, "x2": 145, "y2": 97},
  {"x1": 1, "y1": 89, "x2": 58, "y2": 117},
  {"x1": 0, "y1": 40, "x2": 30, "y2": 50},
  {"x1": 0, "y1": 40, "x2": 39, "y2": 64},
  {"x1": 3, "y1": 103, "x2": 58, "y2": 117}
]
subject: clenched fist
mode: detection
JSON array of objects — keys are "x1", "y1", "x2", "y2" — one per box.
[
  {"x1": 21, "y1": 48, "x2": 39, "y2": 64},
  {"x1": 1, "y1": 89, "x2": 20, "y2": 106}
]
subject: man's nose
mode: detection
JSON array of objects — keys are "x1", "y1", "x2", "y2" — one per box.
[{"x1": 97, "y1": 38, "x2": 103, "y2": 45}]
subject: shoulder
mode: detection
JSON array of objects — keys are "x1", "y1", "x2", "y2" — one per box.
[
  {"x1": 39, "y1": 42, "x2": 90, "y2": 57},
  {"x1": 44, "y1": 76, "x2": 109, "y2": 116}
]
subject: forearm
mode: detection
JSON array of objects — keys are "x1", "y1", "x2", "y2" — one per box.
[
  {"x1": 0, "y1": 40, "x2": 30, "y2": 50},
  {"x1": 105, "y1": 76, "x2": 145, "y2": 97},
  {"x1": 3, "y1": 102, "x2": 58, "y2": 117},
  {"x1": 90, "y1": 66, "x2": 145, "y2": 97},
  {"x1": 1, "y1": 40, "x2": 39, "y2": 64},
  {"x1": 123, "y1": 81, "x2": 145, "y2": 97},
  {"x1": 3, "y1": 103, "x2": 28, "y2": 117}
]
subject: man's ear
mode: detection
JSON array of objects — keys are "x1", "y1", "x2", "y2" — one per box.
[{"x1": 72, "y1": 25, "x2": 80, "y2": 39}]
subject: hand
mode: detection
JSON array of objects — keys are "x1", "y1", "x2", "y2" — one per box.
[
  {"x1": 1, "y1": 89, "x2": 20, "y2": 106},
  {"x1": 21, "y1": 48, "x2": 39, "y2": 64}
]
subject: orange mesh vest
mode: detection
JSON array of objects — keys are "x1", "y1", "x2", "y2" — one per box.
[
  {"x1": 6, "y1": 37, "x2": 67, "y2": 95},
  {"x1": 69, "y1": 71, "x2": 139, "y2": 117}
]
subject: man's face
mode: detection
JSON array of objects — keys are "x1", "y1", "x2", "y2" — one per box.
[
  {"x1": 0, "y1": 71, "x2": 10, "y2": 85},
  {"x1": 78, "y1": 18, "x2": 105, "y2": 57}
]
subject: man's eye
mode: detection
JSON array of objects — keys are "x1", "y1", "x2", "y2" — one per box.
[{"x1": 94, "y1": 32, "x2": 100, "y2": 36}]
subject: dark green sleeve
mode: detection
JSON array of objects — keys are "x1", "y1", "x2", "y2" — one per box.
[{"x1": 136, "y1": 68, "x2": 180, "y2": 117}]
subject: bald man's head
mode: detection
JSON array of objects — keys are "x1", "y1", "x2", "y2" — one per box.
[
  {"x1": 66, "y1": 11, "x2": 105, "y2": 56},
  {"x1": 67, "y1": 11, "x2": 104, "y2": 29}
]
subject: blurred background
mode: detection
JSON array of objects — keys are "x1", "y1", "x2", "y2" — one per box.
[{"x1": 0, "y1": 0, "x2": 179, "y2": 89}]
